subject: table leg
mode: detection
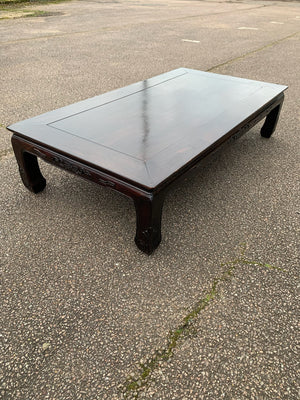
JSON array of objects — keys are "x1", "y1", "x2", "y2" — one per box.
[
  {"x1": 261, "y1": 96, "x2": 284, "y2": 138},
  {"x1": 134, "y1": 193, "x2": 164, "y2": 254},
  {"x1": 11, "y1": 135, "x2": 46, "y2": 193}
]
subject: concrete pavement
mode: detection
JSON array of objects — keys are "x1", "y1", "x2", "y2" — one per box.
[{"x1": 0, "y1": 0, "x2": 299, "y2": 399}]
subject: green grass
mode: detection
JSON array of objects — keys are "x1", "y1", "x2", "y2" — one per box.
[
  {"x1": 0, "y1": 0, "x2": 70, "y2": 17},
  {"x1": 122, "y1": 243, "x2": 285, "y2": 399},
  {"x1": 0, "y1": 0, "x2": 67, "y2": 5},
  {"x1": 0, "y1": 0, "x2": 70, "y2": 14}
]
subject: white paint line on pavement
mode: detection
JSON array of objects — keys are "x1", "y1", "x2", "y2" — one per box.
[
  {"x1": 270, "y1": 21, "x2": 284, "y2": 25},
  {"x1": 181, "y1": 39, "x2": 200, "y2": 43},
  {"x1": 238, "y1": 27, "x2": 259, "y2": 30}
]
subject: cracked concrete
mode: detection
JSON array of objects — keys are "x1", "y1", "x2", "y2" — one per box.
[{"x1": 0, "y1": 0, "x2": 299, "y2": 399}]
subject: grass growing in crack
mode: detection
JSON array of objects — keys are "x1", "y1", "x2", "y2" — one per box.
[{"x1": 122, "y1": 243, "x2": 285, "y2": 399}]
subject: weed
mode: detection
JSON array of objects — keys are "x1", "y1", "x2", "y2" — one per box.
[{"x1": 122, "y1": 243, "x2": 284, "y2": 399}]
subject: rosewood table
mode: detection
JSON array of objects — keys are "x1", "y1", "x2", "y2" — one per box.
[{"x1": 8, "y1": 68, "x2": 287, "y2": 254}]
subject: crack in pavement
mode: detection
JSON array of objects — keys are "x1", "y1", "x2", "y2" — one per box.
[
  {"x1": 121, "y1": 243, "x2": 285, "y2": 399},
  {"x1": 208, "y1": 30, "x2": 300, "y2": 72}
]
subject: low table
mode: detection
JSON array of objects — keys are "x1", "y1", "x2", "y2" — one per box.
[{"x1": 8, "y1": 68, "x2": 287, "y2": 254}]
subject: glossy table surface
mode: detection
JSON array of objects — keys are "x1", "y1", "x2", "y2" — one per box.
[{"x1": 8, "y1": 68, "x2": 287, "y2": 190}]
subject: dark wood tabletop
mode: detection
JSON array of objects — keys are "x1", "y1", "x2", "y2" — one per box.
[
  {"x1": 8, "y1": 68, "x2": 287, "y2": 191},
  {"x1": 8, "y1": 68, "x2": 287, "y2": 253}
]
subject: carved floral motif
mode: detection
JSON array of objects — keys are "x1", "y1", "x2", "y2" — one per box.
[
  {"x1": 98, "y1": 177, "x2": 116, "y2": 188},
  {"x1": 52, "y1": 156, "x2": 92, "y2": 177},
  {"x1": 234, "y1": 99, "x2": 282, "y2": 140}
]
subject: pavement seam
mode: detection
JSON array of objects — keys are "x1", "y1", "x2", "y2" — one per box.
[
  {"x1": 207, "y1": 30, "x2": 300, "y2": 72},
  {"x1": 121, "y1": 243, "x2": 285, "y2": 399},
  {"x1": 0, "y1": 4, "x2": 266, "y2": 46}
]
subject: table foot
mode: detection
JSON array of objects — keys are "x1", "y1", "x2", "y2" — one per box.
[
  {"x1": 134, "y1": 193, "x2": 164, "y2": 254},
  {"x1": 11, "y1": 135, "x2": 46, "y2": 193},
  {"x1": 261, "y1": 96, "x2": 284, "y2": 138}
]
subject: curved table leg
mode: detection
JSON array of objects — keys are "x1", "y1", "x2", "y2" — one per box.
[
  {"x1": 11, "y1": 135, "x2": 46, "y2": 193},
  {"x1": 134, "y1": 193, "x2": 165, "y2": 254},
  {"x1": 261, "y1": 96, "x2": 284, "y2": 138}
]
